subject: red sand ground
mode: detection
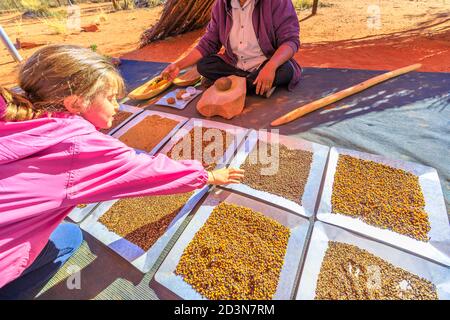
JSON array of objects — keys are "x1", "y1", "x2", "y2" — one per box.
[{"x1": 1, "y1": 0, "x2": 449, "y2": 88}]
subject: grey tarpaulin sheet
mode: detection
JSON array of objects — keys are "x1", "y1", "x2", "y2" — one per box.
[{"x1": 37, "y1": 59, "x2": 449, "y2": 300}]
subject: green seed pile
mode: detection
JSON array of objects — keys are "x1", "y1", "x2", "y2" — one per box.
[
  {"x1": 98, "y1": 192, "x2": 193, "y2": 251},
  {"x1": 100, "y1": 111, "x2": 132, "y2": 134},
  {"x1": 167, "y1": 127, "x2": 234, "y2": 171},
  {"x1": 332, "y1": 155, "x2": 430, "y2": 242},
  {"x1": 315, "y1": 241, "x2": 438, "y2": 300},
  {"x1": 119, "y1": 115, "x2": 179, "y2": 152},
  {"x1": 240, "y1": 142, "x2": 313, "y2": 204},
  {"x1": 175, "y1": 202, "x2": 290, "y2": 300}
]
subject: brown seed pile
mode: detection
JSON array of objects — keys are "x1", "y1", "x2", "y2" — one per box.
[
  {"x1": 240, "y1": 142, "x2": 313, "y2": 204},
  {"x1": 175, "y1": 202, "x2": 291, "y2": 300},
  {"x1": 77, "y1": 204, "x2": 88, "y2": 209},
  {"x1": 119, "y1": 115, "x2": 179, "y2": 152},
  {"x1": 167, "y1": 127, "x2": 234, "y2": 171},
  {"x1": 332, "y1": 155, "x2": 430, "y2": 242},
  {"x1": 315, "y1": 241, "x2": 438, "y2": 300},
  {"x1": 98, "y1": 192, "x2": 193, "y2": 251},
  {"x1": 100, "y1": 111, "x2": 133, "y2": 134}
]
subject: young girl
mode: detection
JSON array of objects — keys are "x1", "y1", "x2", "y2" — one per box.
[{"x1": 0, "y1": 44, "x2": 244, "y2": 299}]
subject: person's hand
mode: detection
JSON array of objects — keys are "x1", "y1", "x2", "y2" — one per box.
[
  {"x1": 161, "y1": 63, "x2": 180, "y2": 81},
  {"x1": 253, "y1": 62, "x2": 277, "y2": 95},
  {"x1": 207, "y1": 168, "x2": 245, "y2": 185}
]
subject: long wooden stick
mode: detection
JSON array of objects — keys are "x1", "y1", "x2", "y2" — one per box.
[{"x1": 271, "y1": 63, "x2": 422, "y2": 127}]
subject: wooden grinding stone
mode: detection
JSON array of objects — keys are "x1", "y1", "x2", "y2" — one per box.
[{"x1": 197, "y1": 75, "x2": 246, "y2": 120}]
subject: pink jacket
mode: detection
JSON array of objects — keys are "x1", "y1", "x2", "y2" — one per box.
[{"x1": 0, "y1": 114, "x2": 208, "y2": 288}]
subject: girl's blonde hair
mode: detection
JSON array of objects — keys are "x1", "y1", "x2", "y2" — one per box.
[{"x1": 1, "y1": 44, "x2": 125, "y2": 122}]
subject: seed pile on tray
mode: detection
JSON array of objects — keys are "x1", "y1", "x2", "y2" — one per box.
[
  {"x1": 100, "y1": 111, "x2": 133, "y2": 134},
  {"x1": 167, "y1": 127, "x2": 235, "y2": 171},
  {"x1": 331, "y1": 155, "x2": 430, "y2": 242},
  {"x1": 77, "y1": 204, "x2": 88, "y2": 209},
  {"x1": 119, "y1": 115, "x2": 179, "y2": 152},
  {"x1": 315, "y1": 241, "x2": 438, "y2": 300},
  {"x1": 98, "y1": 192, "x2": 193, "y2": 251},
  {"x1": 240, "y1": 141, "x2": 313, "y2": 204},
  {"x1": 175, "y1": 202, "x2": 290, "y2": 300}
]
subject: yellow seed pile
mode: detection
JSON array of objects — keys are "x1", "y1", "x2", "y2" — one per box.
[
  {"x1": 315, "y1": 241, "x2": 438, "y2": 300},
  {"x1": 175, "y1": 202, "x2": 290, "y2": 300},
  {"x1": 99, "y1": 192, "x2": 193, "y2": 251},
  {"x1": 332, "y1": 155, "x2": 430, "y2": 242}
]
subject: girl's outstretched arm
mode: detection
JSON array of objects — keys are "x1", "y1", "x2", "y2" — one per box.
[{"x1": 63, "y1": 132, "x2": 210, "y2": 206}]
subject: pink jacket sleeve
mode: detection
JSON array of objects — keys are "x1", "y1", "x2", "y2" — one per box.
[{"x1": 62, "y1": 132, "x2": 209, "y2": 206}]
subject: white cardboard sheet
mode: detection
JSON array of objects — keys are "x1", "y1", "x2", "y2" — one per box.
[
  {"x1": 67, "y1": 203, "x2": 99, "y2": 224},
  {"x1": 112, "y1": 110, "x2": 189, "y2": 155},
  {"x1": 317, "y1": 147, "x2": 450, "y2": 266},
  {"x1": 154, "y1": 87, "x2": 203, "y2": 110},
  {"x1": 80, "y1": 187, "x2": 210, "y2": 273},
  {"x1": 154, "y1": 188, "x2": 310, "y2": 300},
  {"x1": 158, "y1": 118, "x2": 249, "y2": 170},
  {"x1": 296, "y1": 222, "x2": 450, "y2": 300},
  {"x1": 224, "y1": 130, "x2": 329, "y2": 218}
]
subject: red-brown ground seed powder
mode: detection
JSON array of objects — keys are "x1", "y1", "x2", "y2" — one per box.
[{"x1": 119, "y1": 115, "x2": 179, "y2": 152}]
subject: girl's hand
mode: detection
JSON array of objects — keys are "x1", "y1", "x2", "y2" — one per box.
[
  {"x1": 207, "y1": 168, "x2": 245, "y2": 185},
  {"x1": 161, "y1": 63, "x2": 180, "y2": 81}
]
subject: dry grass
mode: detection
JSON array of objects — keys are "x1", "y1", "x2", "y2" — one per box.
[{"x1": 293, "y1": 0, "x2": 332, "y2": 10}]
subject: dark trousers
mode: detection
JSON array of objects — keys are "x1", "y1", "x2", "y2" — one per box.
[
  {"x1": 197, "y1": 55, "x2": 294, "y2": 94},
  {"x1": 0, "y1": 223, "x2": 83, "y2": 300}
]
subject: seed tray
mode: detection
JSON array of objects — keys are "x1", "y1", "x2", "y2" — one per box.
[
  {"x1": 153, "y1": 189, "x2": 310, "y2": 300},
  {"x1": 296, "y1": 222, "x2": 450, "y2": 300},
  {"x1": 224, "y1": 130, "x2": 329, "y2": 218},
  {"x1": 112, "y1": 110, "x2": 188, "y2": 155},
  {"x1": 67, "y1": 203, "x2": 99, "y2": 224},
  {"x1": 79, "y1": 187, "x2": 210, "y2": 273},
  {"x1": 317, "y1": 147, "x2": 450, "y2": 266},
  {"x1": 158, "y1": 118, "x2": 249, "y2": 170}
]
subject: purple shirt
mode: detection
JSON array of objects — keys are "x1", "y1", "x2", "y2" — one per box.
[{"x1": 196, "y1": 0, "x2": 302, "y2": 90}]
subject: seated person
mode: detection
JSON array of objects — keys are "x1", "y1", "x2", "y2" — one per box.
[{"x1": 162, "y1": 0, "x2": 301, "y2": 97}]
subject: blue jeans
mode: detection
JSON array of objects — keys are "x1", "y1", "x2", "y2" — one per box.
[{"x1": 0, "y1": 223, "x2": 83, "y2": 300}]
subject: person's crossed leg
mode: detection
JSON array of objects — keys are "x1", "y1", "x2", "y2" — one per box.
[{"x1": 197, "y1": 55, "x2": 294, "y2": 96}]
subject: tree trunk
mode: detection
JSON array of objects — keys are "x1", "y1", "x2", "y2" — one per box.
[
  {"x1": 112, "y1": 0, "x2": 121, "y2": 11},
  {"x1": 312, "y1": 0, "x2": 319, "y2": 15},
  {"x1": 139, "y1": 0, "x2": 215, "y2": 48}
]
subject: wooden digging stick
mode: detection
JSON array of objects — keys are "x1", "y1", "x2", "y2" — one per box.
[{"x1": 270, "y1": 63, "x2": 422, "y2": 127}]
